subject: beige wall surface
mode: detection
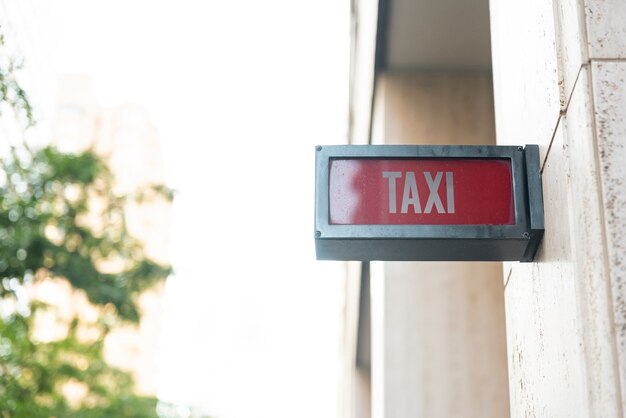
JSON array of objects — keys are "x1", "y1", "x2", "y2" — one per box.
[
  {"x1": 369, "y1": 72, "x2": 510, "y2": 418},
  {"x1": 491, "y1": 0, "x2": 626, "y2": 416},
  {"x1": 373, "y1": 73, "x2": 496, "y2": 145}
]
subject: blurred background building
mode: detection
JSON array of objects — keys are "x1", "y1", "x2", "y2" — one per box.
[
  {"x1": 2, "y1": 2, "x2": 347, "y2": 417},
  {"x1": 1, "y1": 0, "x2": 171, "y2": 399},
  {"x1": 51, "y1": 74, "x2": 172, "y2": 396},
  {"x1": 344, "y1": 0, "x2": 626, "y2": 417}
]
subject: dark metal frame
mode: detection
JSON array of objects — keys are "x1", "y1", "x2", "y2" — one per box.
[{"x1": 315, "y1": 145, "x2": 544, "y2": 262}]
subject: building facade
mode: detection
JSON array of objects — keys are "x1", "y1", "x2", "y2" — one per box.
[
  {"x1": 342, "y1": 0, "x2": 626, "y2": 417},
  {"x1": 491, "y1": 1, "x2": 626, "y2": 416}
]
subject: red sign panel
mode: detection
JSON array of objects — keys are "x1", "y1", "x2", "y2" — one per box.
[{"x1": 329, "y1": 159, "x2": 514, "y2": 225}]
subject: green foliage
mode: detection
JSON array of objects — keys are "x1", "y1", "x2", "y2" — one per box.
[
  {"x1": 0, "y1": 28, "x2": 34, "y2": 127},
  {"x1": 0, "y1": 145, "x2": 172, "y2": 322},
  {"x1": 0, "y1": 304, "x2": 160, "y2": 418},
  {"x1": 0, "y1": 144, "x2": 172, "y2": 417},
  {"x1": 0, "y1": 26, "x2": 174, "y2": 418}
]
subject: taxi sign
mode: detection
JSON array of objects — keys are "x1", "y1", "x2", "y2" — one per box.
[{"x1": 315, "y1": 145, "x2": 544, "y2": 261}]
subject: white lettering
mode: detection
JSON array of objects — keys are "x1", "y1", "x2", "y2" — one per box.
[
  {"x1": 382, "y1": 171, "x2": 402, "y2": 213},
  {"x1": 382, "y1": 171, "x2": 455, "y2": 215},
  {"x1": 424, "y1": 172, "x2": 445, "y2": 214},
  {"x1": 401, "y1": 172, "x2": 421, "y2": 214},
  {"x1": 446, "y1": 172, "x2": 455, "y2": 214}
]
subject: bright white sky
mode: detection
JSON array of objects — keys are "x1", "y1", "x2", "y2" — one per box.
[{"x1": 52, "y1": 1, "x2": 349, "y2": 417}]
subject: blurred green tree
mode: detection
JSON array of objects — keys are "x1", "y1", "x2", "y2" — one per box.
[{"x1": 0, "y1": 27, "x2": 173, "y2": 417}]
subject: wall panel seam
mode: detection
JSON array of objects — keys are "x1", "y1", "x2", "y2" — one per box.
[
  {"x1": 589, "y1": 58, "x2": 626, "y2": 63},
  {"x1": 587, "y1": 61, "x2": 625, "y2": 418}
]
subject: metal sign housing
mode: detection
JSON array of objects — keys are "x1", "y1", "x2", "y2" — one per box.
[{"x1": 314, "y1": 145, "x2": 544, "y2": 262}]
